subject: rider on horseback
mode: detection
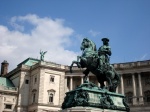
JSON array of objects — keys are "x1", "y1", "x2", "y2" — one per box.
[
  {"x1": 98, "y1": 38, "x2": 112, "y2": 73},
  {"x1": 70, "y1": 37, "x2": 120, "y2": 92}
]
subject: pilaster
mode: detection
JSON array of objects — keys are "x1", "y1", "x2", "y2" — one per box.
[
  {"x1": 64, "y1": 77, "x2": 67, "y2": 92},
  {"x1": 138, "y1": 73, "x2": 144, "y2": 105},
  {"x1": 70, "y1": 77, "x2": 73, "y2": 91},
  {"x1": 59, "y1": 74, "x2": 65, "y2": 105}
]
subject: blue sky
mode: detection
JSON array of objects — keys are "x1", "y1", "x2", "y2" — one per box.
[{"x1": 0, "y1": 0, "x2": 150, "y2": 71}]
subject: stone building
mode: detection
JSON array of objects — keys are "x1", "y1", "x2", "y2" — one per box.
[
  {"x1": 0, "y1": 60, "x2": 18, "y2": 112},
  {"x1": 0, "y1": 58, "x2": 150, "y2": 112}
]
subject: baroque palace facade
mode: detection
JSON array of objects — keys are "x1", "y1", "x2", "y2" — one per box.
[{"x1": 0, "y1": 58, "x2": 150, "y2": 112}]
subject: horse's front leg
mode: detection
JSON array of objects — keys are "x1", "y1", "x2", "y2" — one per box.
[
  {"x1": 106, "y1": 76, "x2": 113, "y2": 92},
  {"x1": 100, "y1": 81, "x2": 105, "y2": 89},
  {"x1": 83, "y1": 69, "x2": 89, "y2": 83},
  {"x1": 77, "y1": 56, "x2": 81, "y2": 68},
  {"x1": 70, "y1": 60, "x2": 81, "y2": 73}
]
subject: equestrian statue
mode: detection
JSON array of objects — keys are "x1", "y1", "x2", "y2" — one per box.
[{"x1": 70, "y1": 38, "x2": 120, "y2": 92}]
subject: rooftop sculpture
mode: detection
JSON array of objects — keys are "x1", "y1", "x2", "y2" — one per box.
[{"x1": 40, "y1": 50, "x2": 47, "y2": 61}]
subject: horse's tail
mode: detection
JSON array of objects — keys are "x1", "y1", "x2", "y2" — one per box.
[
  {"x1": 115, "y1": 72, "x2": 121, "y2": 85},
  {"x1": 111, "y1": 65, "x2": 121, "y2": 85}
]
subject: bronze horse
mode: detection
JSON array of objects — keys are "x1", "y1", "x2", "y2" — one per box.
[{"x1": 70, "y1": 38, "x2": 120, "y2": 92}]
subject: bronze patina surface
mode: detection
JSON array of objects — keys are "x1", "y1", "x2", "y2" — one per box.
[{"x1": 62, "y1": 38, "x2": 129, "y2": 112}]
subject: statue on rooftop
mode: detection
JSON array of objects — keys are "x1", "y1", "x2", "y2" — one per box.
[
  {"x1": 40, "y1": 50, "x2": 47, "y2": 61},
  {"x1": 70, "y1": 37, "x2": 120, "y2": 92}
]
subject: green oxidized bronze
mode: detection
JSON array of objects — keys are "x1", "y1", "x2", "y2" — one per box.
[
  {"x1": 40, "y1": 50, "x2": 47, "y2": 61},
  {"x1": 62, "y1": 82, "x2": 130, "y2": 111},
  {"x1": 62, "y1": 38, "x2": 130, "y2": 112},
  {"x1": 70, "y1": 38, "x2": 120, "y2": 92}
]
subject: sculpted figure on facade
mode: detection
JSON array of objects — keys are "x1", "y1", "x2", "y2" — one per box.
[{"x1": 40, "y1": 50, "x2": 47, "y2": 61}]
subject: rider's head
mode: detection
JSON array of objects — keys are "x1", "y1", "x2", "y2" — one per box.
[{"x1": 102, "y1": 38, "x2": 109, "y2": 45}]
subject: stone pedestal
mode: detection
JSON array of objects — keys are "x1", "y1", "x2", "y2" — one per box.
[
  {"x1": 61, "y1": 82, "x2": 129, "y2": 112},
  {"x1": 132, "y1": 97, "x2": 138, "y2": 105},
  {"x1": 139, "y1": 96, "x2": 144, "y2": 105}
]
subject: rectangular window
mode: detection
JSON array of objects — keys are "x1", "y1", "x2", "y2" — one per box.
[
  {"x1": 5, "y1": 104, "x2": 12, "y2": 109},
  {"x1": 126, "y1": 77, "x2": 132, "y2": 86},
  {"x1": 50, "y1": 76, "x2": 55, "y2": 82},
  {"x1": 33, "y1": 93, "x2": 36, "y2": 103},
  {"x1": 145, "y1": 77, "x2": 150, "y2": 85},
  {"x1": 34, "y1": 77, "x2": 37, "y2": 84},
  {"x1": 49, "y1": 94, "x2": 53, "y2": 102},
  {"x1": 25, "y1": 80, "x2": 29, "y2": 84}
]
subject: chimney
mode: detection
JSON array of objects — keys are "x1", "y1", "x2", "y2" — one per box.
[{"x1": 1, "y1": 60, "x2": 9, "y2": 77}]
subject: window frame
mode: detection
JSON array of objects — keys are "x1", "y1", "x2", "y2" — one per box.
[
  {"x1": 50, "y1": 75, "x2": 55, "y2": 83},
  {"x1": 47, "y1": 89, "x2": 56, "y2": 104},
  {"x1": 5, "y1": 104, "x2": 12, "y2": 109},
  {"x1": 25, "y1": 79, "x2": 29, "y2": 84}
]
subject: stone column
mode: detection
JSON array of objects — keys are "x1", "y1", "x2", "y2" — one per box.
[
  {"x1": 120, "y1": 74, "x2": 124, "y2": 95},
  {"x1": 132, "y1": 73, "x2": 137, "y2": 105},
  {"x1": 65, "y1": 77, "x2": 68, "y2": 92},
  {"x1": 138, "y1": 73, "x2": 144, "y2": 105},
  {"x1": 81, "y1": 76, "x2": 84, "y2": 84},
  {"x1": 70, "y1": 77, "x2": 73, "y2": 91}
]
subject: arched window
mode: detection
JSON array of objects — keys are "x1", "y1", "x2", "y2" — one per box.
[
  {"x1": 144, "y1": 90, "x2": 150, "y2": 102},
  {"x1": 33, "y1": 93, "x2": 36, "y2": 103},
  {"x1": 125, "y1": 92, "x2": 133, "y2": 104},
  {"x1": 32, "y1": 89, "x2": 37, "y2": 103},
  {"x1": 49, "y1": 93, "x2": 53, "y2": 103},
  {"x1": 47, "y1": 89, "x2": 56, "y2": 104}
]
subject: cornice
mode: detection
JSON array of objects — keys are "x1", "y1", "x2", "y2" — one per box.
[{"x1": 28, "y1": 103, "x2": 61, "y2": 108}]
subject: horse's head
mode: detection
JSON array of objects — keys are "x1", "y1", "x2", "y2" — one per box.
[
  {"x1": 80, "y1": 38, "x2": 89, "y2": 50},
  {"x1": 80, "y1": 38, "x2": 97, "y2": 51}
]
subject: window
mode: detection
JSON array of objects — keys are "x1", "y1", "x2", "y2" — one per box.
[
  {"x1": 50, "y1": 76, "x2": 55, "y2": 82},
  {"x1": 144, "y1": 90, "x2": 150, "y2": 102},
  {"x1": 49, "y1": 93, "x2": 53, "y2": 103},
  {"x1": 125, "y1": 92, "x2": 133, "y2": 103},
  {"x1": 47, "y1": 89, "x2": 55, "y2": 103},
  {"x1": 5, "y1": 104, "x2": 12, "y2": 109},
  {"x1": 145, "y1": 77, "x2": 150, "y2": 85},
  {"x1": 34, "y1": 77, "x2": 37, "y2": 84},
  {"x1": 33, "y1": 93, "x2": 36, "y2": 103},
  {"x1": 32, "y1": 89, "x2": 37, "y2": 103},
  {"x1": 126, "y1": 77, "x2": 132, "y2": 86},
  {"x1": 25, "y1": 79, "x2": 29, "y2": 84}
]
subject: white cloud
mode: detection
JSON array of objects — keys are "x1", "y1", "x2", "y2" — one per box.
[
  {"x1": 0, "y1": 14, "x2": 79, "y2": 71},
  {"x1": 89, "y1": 29, "x2": 101, "y2": 37}
]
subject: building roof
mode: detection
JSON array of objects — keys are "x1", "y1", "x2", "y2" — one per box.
[
  {"x1": 0, "y1": 77, "x2": 15, "y2": 87},
  {"x1": 17, "y1": 57, "x2": 40, "y2": 67}
]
